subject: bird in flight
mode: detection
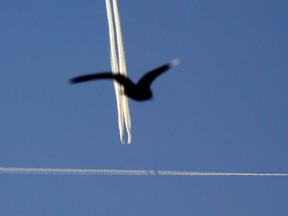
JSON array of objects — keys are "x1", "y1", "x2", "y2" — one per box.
[{"x1": 70, "y1": 58, "x2": 180, "y2": 101}]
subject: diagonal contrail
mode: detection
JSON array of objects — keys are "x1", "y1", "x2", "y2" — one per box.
[
  {"x1": 0, "y1": 167, "x2": 287, "y2": 176},
  {"x1": 105, "y1": 0, "x2": 132, "y2": 144}
]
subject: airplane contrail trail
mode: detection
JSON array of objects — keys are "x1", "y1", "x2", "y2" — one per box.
[
  {"x1": 105, "y1": 0, "x2": 124, "y2": 143},
  {"x1": 105, "y1": 0, "x2": 132, "y2": 144},
  {"x1": 0, "y1": 167, "x2": 287, "y2": 176},
  {"x1": 112, "y1": 0, "x2": 132, "y2": 144}
]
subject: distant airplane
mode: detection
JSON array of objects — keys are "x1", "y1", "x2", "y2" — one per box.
[{"x1": 70, "y1": 58, "x2": 180, "y2": 101}]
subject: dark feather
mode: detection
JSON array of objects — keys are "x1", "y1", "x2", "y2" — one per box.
[{"x1": 69, "y1": 58, "x2": 180, "y2": 101}]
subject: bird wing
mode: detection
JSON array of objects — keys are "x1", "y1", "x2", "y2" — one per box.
[
  {"x1": 137, "y1": 58, "x2": 180, "y2": 87},
  {"x1": 70, "y1": 73, "x2": 135, "y2": 88}
]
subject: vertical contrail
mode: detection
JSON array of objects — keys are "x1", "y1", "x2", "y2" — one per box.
[
  {"x1": 105, "y1": 0, "x2": 132, "y2": 144},
  {"x1": 105, "y1": 0, "x2": 124, "y2": 143},
  {"x1": 112, "y1": 0, "x2": 132, "y2": 144}
]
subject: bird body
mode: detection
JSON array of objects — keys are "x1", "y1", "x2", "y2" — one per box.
[{"x1": 70, "y1": 58, "x2": 180, "y2": 101}]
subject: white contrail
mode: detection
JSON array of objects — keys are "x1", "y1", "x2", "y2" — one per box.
[
  {"x1": 105, "y1": 0, "x2": 124, "y2": 143},
  {"x1": 112, "y1": 0, "x2": 132, "y2": 144},
  {"x1": 105, "y1": 0, "x2": 132, "y2": 144},
  {"x1": 0, "y1": 167, "x2": 287, "y2": 177}
]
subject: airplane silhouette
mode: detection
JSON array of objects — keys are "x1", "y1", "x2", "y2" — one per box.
[{"x1": 70, "y1": 58, "x2": 180, "y2": 101}]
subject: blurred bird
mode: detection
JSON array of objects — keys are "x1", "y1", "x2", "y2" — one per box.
[{"x1": 70, "y1": 58, "x2": 180, "y2": 101}]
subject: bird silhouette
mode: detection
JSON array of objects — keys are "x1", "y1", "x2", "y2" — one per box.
[{"x1": 70, "y1": 58, "x2": 180, "y2": 101}]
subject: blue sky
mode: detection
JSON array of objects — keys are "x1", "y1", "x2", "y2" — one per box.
[{"x1": 1, "y1": 0, "x2": 288, "y2": 215}]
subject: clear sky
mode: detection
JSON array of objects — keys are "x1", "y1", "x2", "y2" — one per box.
[{"x1": 1, "y1": 0, "x2": 288, "y2": 215}]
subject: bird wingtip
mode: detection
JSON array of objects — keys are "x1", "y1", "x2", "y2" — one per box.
[
  {"x1": 169, "y1": 58, "x2": 181, "y2": 67},
  {"x1": 69, "y1": 78, "x2": 77, "y2": 84}
]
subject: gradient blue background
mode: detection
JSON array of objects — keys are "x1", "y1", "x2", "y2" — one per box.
[{"x1": 1, "y1": 0, "x2": 288, "y2": 215}]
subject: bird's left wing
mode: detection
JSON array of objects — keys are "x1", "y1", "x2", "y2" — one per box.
[{"x1": 137, "y1": 58, "x2": 180, "y2": 87}]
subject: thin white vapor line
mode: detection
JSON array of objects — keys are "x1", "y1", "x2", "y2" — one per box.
[
  {"x1": 105, "y1": 0, "x2": 124, "y2": 143},
  {"x1": 105, "y1": 0, "x2": 132, "y2": 144},
  {"x1": 0, "y1": 167, "x2": 287, "y2": 177},
  {"x1": 112, "y1": 0, "x2": 132, "y2": 144}
]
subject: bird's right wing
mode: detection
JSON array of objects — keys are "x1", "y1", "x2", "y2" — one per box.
[
  {"x1": 137, "y1": 58, "x2": 180, "y2": 87},
  {"x1": 70, "y1": 73, "x2": 134, "y2": 88}
]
